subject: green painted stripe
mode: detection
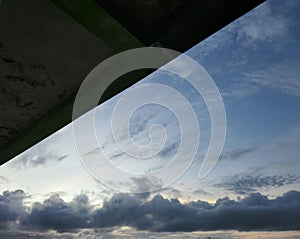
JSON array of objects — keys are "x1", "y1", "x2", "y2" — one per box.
[{"x1": 50, "y1": 0, "x2": 144, "y2": 52}]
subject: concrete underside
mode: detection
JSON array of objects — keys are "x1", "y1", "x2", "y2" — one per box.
[{"x1": 0, "y1": 0, "x2": 265, "y2": 165}]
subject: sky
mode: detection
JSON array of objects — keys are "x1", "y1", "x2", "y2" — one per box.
[{"x1": 1, "y1": 0, "x2": 300, "y2": 238}]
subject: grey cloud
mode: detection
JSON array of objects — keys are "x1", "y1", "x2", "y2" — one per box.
[
  {"x1": 10, "y1": 149, "x2": 68, "y2": 169},
  {"x1": 0, "y1": 230, "x2": 77, "y2": 239},
  {"x1": 1, "y1": 189, "x2": 300, "y2": 232},
  {"x1": 129, "y1": 113, "x2": 156, "y2": 137},
  {"x1": 129, "y1": 176, "x2": 163, "y2": 196},
  {"x1": 21, "y1": 193, "x2": 92, "y2": 231},
  {"x1": 83, "y1": 148, "x2": 100, "y2": 157},
  {"x1": 0, "y1": 176, "x2": 8, "y2": 184},
  {"x1": 158, "y1": 141, "x2": 179, "y2": 158},
  {"x1": 162, "y1": 187, "x2": 182, "y2": 198},
  {"x1": 194, "y1": 188, "x2": 212, "y2": 196},
  {"x1": 84, "y1": 106, "x2": 178, "y2": 163},
  {"x1": 220, "y1": 147, "x2": 259, "y2": 161},
  {"x1": 109, "y1": 151, "x2": 125, "y2": 160},
  {"x1": 215, "y1": 174, "x2": 300, "y2": 194},
  {"x1": 0, "y1": 228, "x2": 240, "y2": 239},
  {"x1": 101, "y1": 139, "x2": 179, "y2": 161},
  {"x1": 0, "y1": 190, "x2": 26, "y2": 227},
  {"x1": 93, "y1": 191, "x2": 300, "y2": 232},
  {"x1": 83, "y1": 146, "x2": 125, "y2": 160}
]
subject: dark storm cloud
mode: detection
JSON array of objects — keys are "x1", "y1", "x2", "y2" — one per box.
[
  {"x1": 21, "y1": 194, "x2": 93, "y2": 230},
  {"x1": 0, "y1": 190, "x2": 26, "y2": 226},
  {"x1": 219, "y1": 147, "x2": 259, "y2": 161},
  {"x1": 93, "y1": 191, "x2": 300, "y2": 232},
  {"x1": 1, "y1": 189, "x2": 300, "y2": 233},
  {"x1": 214, "y1": 174, "x2": 300, "y2": 194}
]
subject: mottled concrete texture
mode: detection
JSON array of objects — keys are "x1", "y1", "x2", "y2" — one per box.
[
  {"x1": 0, "y1": 0, "x2": 113, "y2": 148},
  {"x1": 0, "y1": 0, "x2": 265, "y2": 164}
]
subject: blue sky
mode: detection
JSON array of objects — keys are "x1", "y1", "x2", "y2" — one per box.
[{"x1": 1, "y1": 0, "x2": 300, "y2": 238}]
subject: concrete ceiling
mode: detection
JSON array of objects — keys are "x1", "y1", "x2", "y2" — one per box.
[{"x1": 0, "y1": 0, "x2": 265, "y2": 165}]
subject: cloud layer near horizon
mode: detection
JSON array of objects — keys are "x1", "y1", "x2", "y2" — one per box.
[{"x1": 1, "y1": 189, "x2": 300, "y2": 234}]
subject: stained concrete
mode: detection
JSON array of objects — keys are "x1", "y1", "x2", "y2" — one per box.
[{"x1": 0, "y1": 0, "x2": 113, "y2": 149}]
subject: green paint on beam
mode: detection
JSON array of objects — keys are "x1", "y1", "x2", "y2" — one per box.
[{"x1": 50, "y1": 0, "x2": 144, "y2": 52}]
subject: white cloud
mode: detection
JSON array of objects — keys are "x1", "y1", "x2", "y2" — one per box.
[
  {"x1": 242, "y1": 59, "x2": 300, "y2": 97},
  {"x1": 236, "y1": 2, "x2": 290, "y2": 45}
]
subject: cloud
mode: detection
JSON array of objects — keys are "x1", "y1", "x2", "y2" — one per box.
[
  {"x1": 2, "y1": 189, "x2": 300, "y2": 233},
  {"x1": 0, "y1": 190, "x2": 26, "y2": 227},
  {"x1": 0, "y1": 229, "x2": 300, "y2": 239},
  {"x1": 220, "y1": 147, "x2": 259, "y2": 161},
  {"x1": 128, "y1": 113, "x2": 156, "y2": 137},
  {"x1": 193, "y1": 0, "x2": 292, "y2": 56},
  {"x1": 242, "y1": 60, "x2": 300, "y2": 97},
  {"x1": 192, "y1": 0, "x2": 300, "y2": 98},
  {"x1": 93, "y1": 191, "x2": 300, "y2": 232},
  {"x1": 194, "y1": 188, "x2": 212, "y2": 196},
  {"x1": 215, "y1": 174, "x2": 300, "y2": 194},
  {"x1": 10, "y1": 148, "x2": 68, "y2": 169},
  {"x1": 162, "y1": 187, "x2": 183, "y2": 198},
  {"x1": 236, "y1": 1, "x2": 290, "y2": 45},
  {"x1": 217, "y1": 59, "x2": 300, "y2": 98},
  {"x1": 129, "y1": 176, "x2": 163, "y2": 195},
  {"x1": 21, "y1": 193, "x2": 93, "y2": 231},
  {"x1": 158, "y1": 141, "x2": 179, "y2": 158},
  {"x1": 0, "y1": 176, "x2": 8, "y2": 184}
]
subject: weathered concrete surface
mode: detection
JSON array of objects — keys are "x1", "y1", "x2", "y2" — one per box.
[
  {"x1": 0, "y1": 0, "x2": 265, "y2": 165},
  {"x1": 0, "y1": 0, "x2": 113, "y2": 160}
]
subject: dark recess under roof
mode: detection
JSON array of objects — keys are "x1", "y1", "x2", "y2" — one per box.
[
  {"x1": 0, "y1": 0, "x2": 265, "y2": 165},
  {"x1": 96, "y1": 0, "x2": 265, "y2": 51}
]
